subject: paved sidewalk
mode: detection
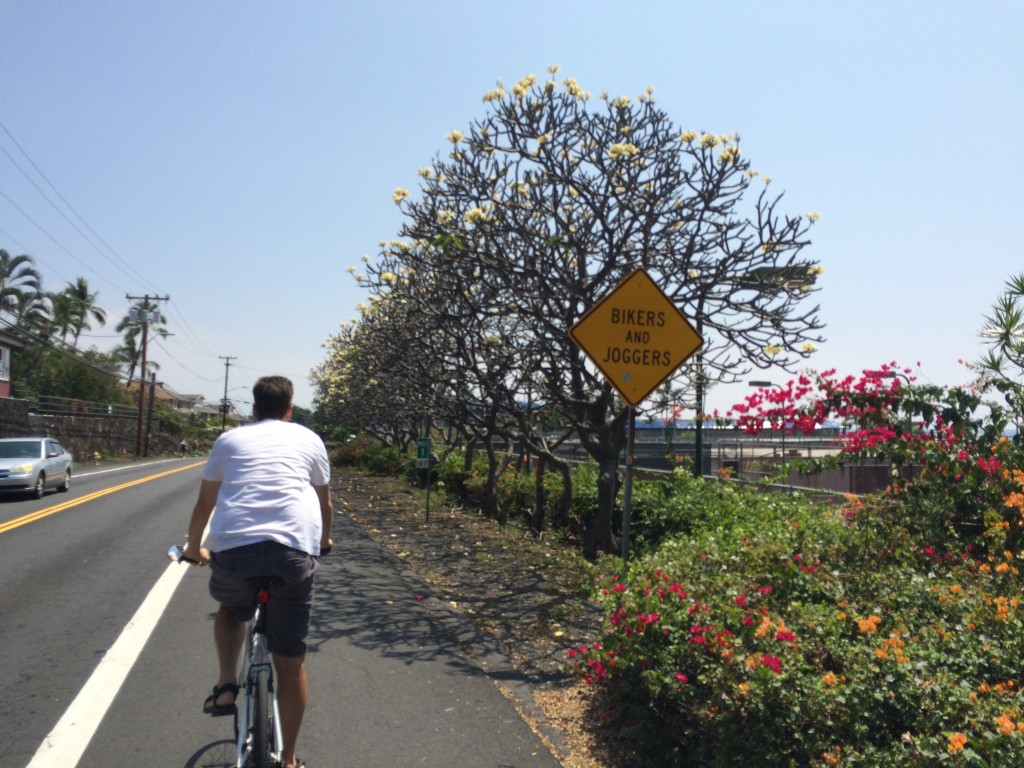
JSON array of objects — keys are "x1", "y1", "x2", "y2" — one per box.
[{"x1": 288, "y1": 509, "x2": 568, "y2": 767}]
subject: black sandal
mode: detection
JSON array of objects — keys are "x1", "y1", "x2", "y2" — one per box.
[{"x1": 202, "y1": 682, "x2": 239, "y2": 717}]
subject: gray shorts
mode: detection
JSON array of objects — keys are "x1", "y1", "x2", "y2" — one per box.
[{"x1": 209, "y1": 541, "x2": 318, "y2": 657}]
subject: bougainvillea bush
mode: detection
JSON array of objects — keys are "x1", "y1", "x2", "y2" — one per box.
[
  {"x1": 569, "y1": 366, "x2": 1024, "y2": 767},
  {"x1": 731, "y1": 364, "x2": 1021, "y2": 554}
]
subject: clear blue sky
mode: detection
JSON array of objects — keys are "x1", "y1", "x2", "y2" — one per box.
[{"x1": 2, "y1": 1, "x2": 1021, "y2": 415}]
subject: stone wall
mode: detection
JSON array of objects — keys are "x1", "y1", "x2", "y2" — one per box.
[{"x1": 0, "y1": 397, "x2": 177, "y2": 460}]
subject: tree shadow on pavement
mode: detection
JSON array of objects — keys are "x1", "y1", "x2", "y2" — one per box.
[{"x1": 306, "y1": 513, "x2": 499, "y2": 682}]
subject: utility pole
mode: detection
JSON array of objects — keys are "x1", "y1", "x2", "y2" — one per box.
[
  {"x1": 220, "y1": 356, "x2": 236, "y2": 433},
  {"x1": 127, "y1": 294, "x2": 169, "y2": 457},
  {"x1": 145, "y1": 372, "x2": 157, "y2": 457}
]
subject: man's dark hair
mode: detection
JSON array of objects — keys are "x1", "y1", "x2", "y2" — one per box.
[{"x1": 252, "y1": 376, "x2": 293, "y2": 420}]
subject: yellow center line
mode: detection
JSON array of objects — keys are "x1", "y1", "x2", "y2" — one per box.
[{"x1": 0, "y1": 461, "x2": 206, "y2": 535}]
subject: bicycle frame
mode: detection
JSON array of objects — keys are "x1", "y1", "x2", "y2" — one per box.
[
  {"x1": 166, "y1": 545, "x2": 284, "y2": 768},
  {"x1": 236, "y1": 587, "x2": 283, "y2": 768}
]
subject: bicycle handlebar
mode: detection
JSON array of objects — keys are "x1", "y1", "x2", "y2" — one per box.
[
  {"x1": 167, "y1": 542, "x2": 331, "y2": 564},
  {"x1": 166, "y1": 544, "x2": 199, "y2": 565}
]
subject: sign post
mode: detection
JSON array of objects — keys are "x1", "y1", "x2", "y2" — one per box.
[
  {"x1": 569, "y1": 268, "x2": 703, "y2": 559},
  {"x1": 416, "y1": 437, "x2": 432, "y2": 522}
]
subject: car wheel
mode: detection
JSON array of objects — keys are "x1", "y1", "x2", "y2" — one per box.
[
  {"x1": 59, "y1": 469, "x2": 71, "y2": 493},
  {"x1": 32, "y1": 473, "x2": 45, "y2": 499}
]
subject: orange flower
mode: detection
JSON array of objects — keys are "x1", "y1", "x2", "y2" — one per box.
[
  {"x1": 822, "y1": 671, "x2": 838, "y2": 687},
  {"x1": 996, "y1": 712, "x2": 1016, "y2": 736},
  {"x1": 822, "y1": 746, "x2": 842, "y2": 766},
  {"x1": 948, "y1": 732, "x2": 968, "y2": 752},
  {"x1": 858, "y1": 615, "x2": 881, "y2": 633}
]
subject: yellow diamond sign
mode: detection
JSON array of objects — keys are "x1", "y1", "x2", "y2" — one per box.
[{"x1": 569, "y1": 268, "x2": 703, "y2": 407}]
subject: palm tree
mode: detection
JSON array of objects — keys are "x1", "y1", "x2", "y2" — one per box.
[
  {"x1": 48, "y1": 291, "x2": 77, "y2": 342},
  {"x1": 115, "y1": 301, "x2": 169, "y2": 384},
  {"x1": 976, "y1": 272, "x2": 1024, "y2": 429},
  {"x1": 12, "y1": 290, "x2": 52, "y2": 334},
  {"x1": 61, "y1": 276, "x2": 107, "y2": 348},
  {"x1": 0, "y1": 249, "x2": 42, "y2": 317}
]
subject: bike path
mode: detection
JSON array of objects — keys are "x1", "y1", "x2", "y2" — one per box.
[{"x1": 76, "y1": 510, "x2": 565, "y2": 768}]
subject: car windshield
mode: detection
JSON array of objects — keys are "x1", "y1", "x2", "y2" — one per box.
[{"x1": 0, "y1": 441, "x2": 41, "y2": 459}]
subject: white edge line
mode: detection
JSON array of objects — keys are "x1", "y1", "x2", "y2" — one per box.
[
  {"x1": 75, "y1": 457, "x2": 202, "y2": 479},
  {"x1": 26, "y1": 560, "x2": 191, "y2": 767}
]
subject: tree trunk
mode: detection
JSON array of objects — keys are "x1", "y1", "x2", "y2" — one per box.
[
  {"x1": 531, "y1": 453, "x2": 547, "y2": 534},
  {"x1": 577, "y1": 403, "x2": 627, "y2": 558},
  {"x1": 584, "y1": 454, "x2": 620, "y2": 558},
  {"x1": 554, "y1": 460, "x2": 572, "y2": 530},
  {"x1": 482, "y1": 440, "x2": 504, "y2": 525}
]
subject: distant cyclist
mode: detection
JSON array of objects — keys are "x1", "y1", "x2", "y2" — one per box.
[{"x1": 182, "y1": 376, "x2": 333, "y2": 768}]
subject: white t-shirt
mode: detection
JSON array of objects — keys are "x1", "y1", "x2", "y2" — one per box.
[{"x1": 203, "y1": 419, "x2": 331, "y2": 556}]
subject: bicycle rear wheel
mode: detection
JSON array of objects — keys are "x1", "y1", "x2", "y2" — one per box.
[{"x1": 250, "y1": 667, "x2": 273, "y2": 768}]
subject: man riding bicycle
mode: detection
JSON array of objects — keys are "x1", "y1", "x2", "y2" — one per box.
[{"x1": 182, "y1": 376, "x2": 333, "y2": 768}]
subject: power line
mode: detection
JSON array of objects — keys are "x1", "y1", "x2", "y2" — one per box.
[
  {"x1": 0, "y1": 119, "x2": 160, "y2": 293},
  {"x1": 0, "y1": 187, "x2": 127, "y2": 295},
  {"x1": 0, "y1": 123, "x2": 227, "y2": 398},
  {"x1": 0, "y1": 224, "x2": 33, "y2": 254},
  {"x1": 150, "y1": 337, "x2": 221, "y2": 383},
  {"x1": 163, "y1": 299, "x2": 216, "y2": 356},
  {"x1": 0, "y1": 314, "x2": 129, "y2": 382}
]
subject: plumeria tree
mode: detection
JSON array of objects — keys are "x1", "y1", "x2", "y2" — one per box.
[{"x1": 322, "y1": 69, "x2": 825, "y2": 554}]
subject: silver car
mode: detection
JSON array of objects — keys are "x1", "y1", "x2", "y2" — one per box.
[{"x1": 0, "y1": 437, "x2": 73, "y2": 498}]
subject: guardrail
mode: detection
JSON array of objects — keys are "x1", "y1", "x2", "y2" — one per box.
[{"x1": 31, "y1": 394, "x2": 138, "y2": 419}]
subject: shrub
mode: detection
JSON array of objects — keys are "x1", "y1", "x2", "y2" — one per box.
[
  {"x1": 329, "y1": 434, "x2": 405, "y2": 475},
  {"x1": 568, "y1": 479, "x2": 1024, "y2": 767}
]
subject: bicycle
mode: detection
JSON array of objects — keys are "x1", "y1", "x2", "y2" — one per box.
[{"x1": 168, "y1": 544, "x2": 282, "y2": 768}]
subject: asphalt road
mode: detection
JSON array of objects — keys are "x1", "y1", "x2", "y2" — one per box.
[{"x1": 0, "y1": 458, "x2": 563, "y2": 768}]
